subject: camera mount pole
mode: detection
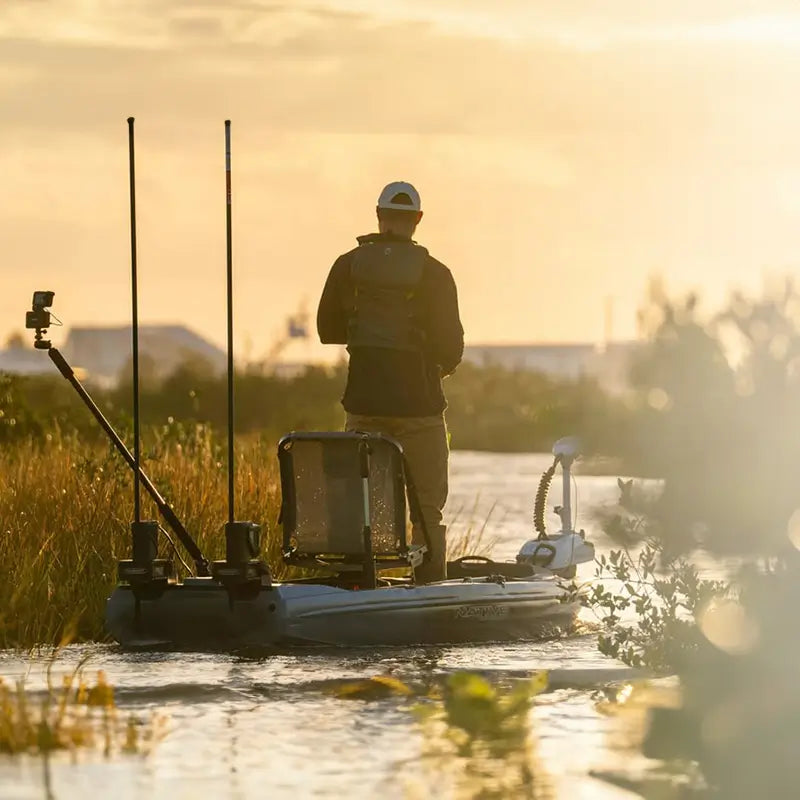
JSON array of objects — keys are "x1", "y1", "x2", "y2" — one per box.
[
  {"x1": 127, "y1": 117, "x2": 142, "y2": 524},
  {"x1": 26, "y1": 289, "x2": 208, "y2": 574},
  {"x1": 43, "y1": 345, "x2": 210, "y2": 575}
]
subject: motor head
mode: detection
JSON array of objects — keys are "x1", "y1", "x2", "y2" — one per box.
[
  {"x1": 25, "y1": 290, "x2": 56, "y2": 350},
  {"x1": 552, "y1": 436, "x2": 581, "y2": 461}
]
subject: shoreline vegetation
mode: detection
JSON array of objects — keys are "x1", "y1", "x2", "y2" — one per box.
[
  {"x1": 0, "y1": 665, "x2": 167, "y2": 756},
  {"x1": 0, "y1": 430, "x2": 284, "y2": 648},
  {"x1": 1, "y1": 359, "x2": 634, "y2": 461}
]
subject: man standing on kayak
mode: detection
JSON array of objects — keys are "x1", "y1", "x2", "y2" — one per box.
[{"x1": 317, "y1": 181, "x2": 464, "y2": 583}]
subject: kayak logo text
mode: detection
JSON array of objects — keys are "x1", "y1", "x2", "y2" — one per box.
[{"x1": 454, "y1": 605, "x2": 509, "y2": 620}]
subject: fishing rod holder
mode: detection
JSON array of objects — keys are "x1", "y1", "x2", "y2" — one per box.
[
  {"x1": 211, "y1": 522, "x2": 271, "y2": 595},
  {"x1": 117, "y1": 520, "x2": 175, "y2": 587}
]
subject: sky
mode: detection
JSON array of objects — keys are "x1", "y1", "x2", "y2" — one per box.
[{"x1": 2, "y1": 0, "x2": 800, "y2": 362}]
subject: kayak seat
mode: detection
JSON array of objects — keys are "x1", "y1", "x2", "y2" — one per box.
[{"x1": 277, "y1": 432, "x2": 427, "y2": 576}]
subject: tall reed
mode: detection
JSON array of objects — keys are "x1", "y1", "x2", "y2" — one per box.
[{"x1": 0, "y1": 423, "x2": 283, "y2": 648}]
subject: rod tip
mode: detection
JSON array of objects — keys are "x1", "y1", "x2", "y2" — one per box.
[
  {"x1": 127, "y1": 116, "x2": 135, "y2": 123},
  {"x1": 225, "y1": 119, "x2": 231, "y2": 126}
]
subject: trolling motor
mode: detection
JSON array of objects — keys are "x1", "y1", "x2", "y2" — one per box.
[
  {"x1": 517, "y1": 436, "x2": 595, "y2": 579},
  {"x1": 209, "y1": 120, "x2": 271, "y2": 598}
]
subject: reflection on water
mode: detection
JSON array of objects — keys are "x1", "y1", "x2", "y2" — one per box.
[
  {"x1": 0, "y1": 452, "x2": 632, "y2": 800},
  {"x1": 409, "y1": 671, "x2": 553, "y2": 799}
]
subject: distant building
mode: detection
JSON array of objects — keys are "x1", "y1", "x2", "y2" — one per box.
[
  {"x1": 0, "y1": 345, "x2": 53, "y2": 376},
  {"x1": 0, "y1": 325, "x2": 227, "y2": 385},
  {"x1": 462, "y1": 341, "x2": 637, "y2": 393},
  {"x1": 1, "y1": 326, "x2": 637, "y2": 392},
  {"x1": 62, "y1": 325, "x2": 227, "y2": 384}
]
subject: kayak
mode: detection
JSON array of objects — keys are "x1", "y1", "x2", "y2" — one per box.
[
  {"x1": 106, "y1": 573, "x2": 583, "y2": 650},
  {"x1": 106, "y1": 435, "x2": 594, "y2": 651}
]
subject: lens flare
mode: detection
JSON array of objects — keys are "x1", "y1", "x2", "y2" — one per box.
[
  {"x1": 787, "y1": 509, "x2": 800, "y2": 549},
  {"x1": 699, "y1": 599, "x2": 759, "y2": 655},
  {"x1": 647, "y1": 387, "x2": 671, "y2": 411}
]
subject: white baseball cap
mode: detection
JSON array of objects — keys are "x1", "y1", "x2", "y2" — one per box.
[{"x1": 377, "y1": 181, "x2": 421, "y2": 212}]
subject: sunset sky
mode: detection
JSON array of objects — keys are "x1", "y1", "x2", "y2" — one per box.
[{"x1": 2, "y1": 0, "x2": 800, "y2": 361}]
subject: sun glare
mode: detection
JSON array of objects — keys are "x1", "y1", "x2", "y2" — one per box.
[{"x1": 691, "y1": 13, "x2": 800, "y2": 45}]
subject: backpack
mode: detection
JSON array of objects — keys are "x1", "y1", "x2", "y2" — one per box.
[{"x1": 347, "y1": 240, "x2": 428, "y2": 351}]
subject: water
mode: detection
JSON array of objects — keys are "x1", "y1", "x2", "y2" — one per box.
[{"x1": 0, "y1": 452, "x2": 640, "y2": 800}]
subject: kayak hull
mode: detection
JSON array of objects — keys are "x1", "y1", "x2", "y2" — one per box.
[{"x1": 105, "y1": 577, "x2": 580, "y2": 650}]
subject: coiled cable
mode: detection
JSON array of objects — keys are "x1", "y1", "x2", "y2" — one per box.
[{"x1": 533, "y1": 454, "x2": 561, "y2": 540}]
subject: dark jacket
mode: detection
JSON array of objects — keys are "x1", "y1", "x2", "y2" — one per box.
[{"x1": 317, "y1": 232, "x2": 464, "y2": 417}]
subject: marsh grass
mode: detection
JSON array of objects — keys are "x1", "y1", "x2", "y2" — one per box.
[
  {"x1": 445, "y1": 496, "x2": 498, "y2": 560},
  {"x1": 0, "y1": 662, "x2": 167, "y2": 756},
  {"x1": 0, "y1": 424, "x2": 283, "y2": 648}
]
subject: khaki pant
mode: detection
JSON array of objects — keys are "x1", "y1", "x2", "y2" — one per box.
[{"x1": 345, "y1": 413, "x2": 449, "y2": 583}]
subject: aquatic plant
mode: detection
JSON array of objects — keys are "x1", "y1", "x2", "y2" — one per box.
[
  {"x1": 328, "y1": 675, "x2": 416, "y2": 700},
  {"x1": 325, "y1": 670, "x2": 552, "y2": 798},
  {"x1": 587, "y1": 538, "x2": 728, "y2": 672},
  {"x1": 0, "y1": 667, "x2": 167, "y2": 756},
  {"x1": 411, "y1": 671, "x2": 552, "y2": 799},
  {"x1": 444, "y1": 496, "x2": 498, "y2": 560}
]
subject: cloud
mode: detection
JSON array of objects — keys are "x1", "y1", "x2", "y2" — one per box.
[
  {"x1": 2, "y1": 0, "x2": 800, "y2": 349},
  {"x1": 2, "y1": 3, "x2": 794, "y2": 148}
]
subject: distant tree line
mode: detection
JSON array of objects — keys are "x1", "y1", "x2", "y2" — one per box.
[{"x1": 1, "y1": 356, "x2": 632, "y2": 457}]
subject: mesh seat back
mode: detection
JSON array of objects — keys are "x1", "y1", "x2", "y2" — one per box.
[{"x1": 278, "y1": 433, "x2": 407, "y2": 558}]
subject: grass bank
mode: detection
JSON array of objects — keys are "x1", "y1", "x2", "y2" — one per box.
[{"x1": 0, "y1": 426, "x2": 283, "y2": 648}]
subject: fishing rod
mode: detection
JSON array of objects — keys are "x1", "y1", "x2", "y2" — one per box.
[
  {"x1": 225, "y1": 119, "x2": 235, "y2": 526},
  {"x1": 128, "y1": 117, "x2": 142, "y2": 526},
  {"x1": 211, "y1": 120, "x2": 268, "y2": 592},
  {"x1": 123, "y1": 115, "x2": 170, "y2": 589}
]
